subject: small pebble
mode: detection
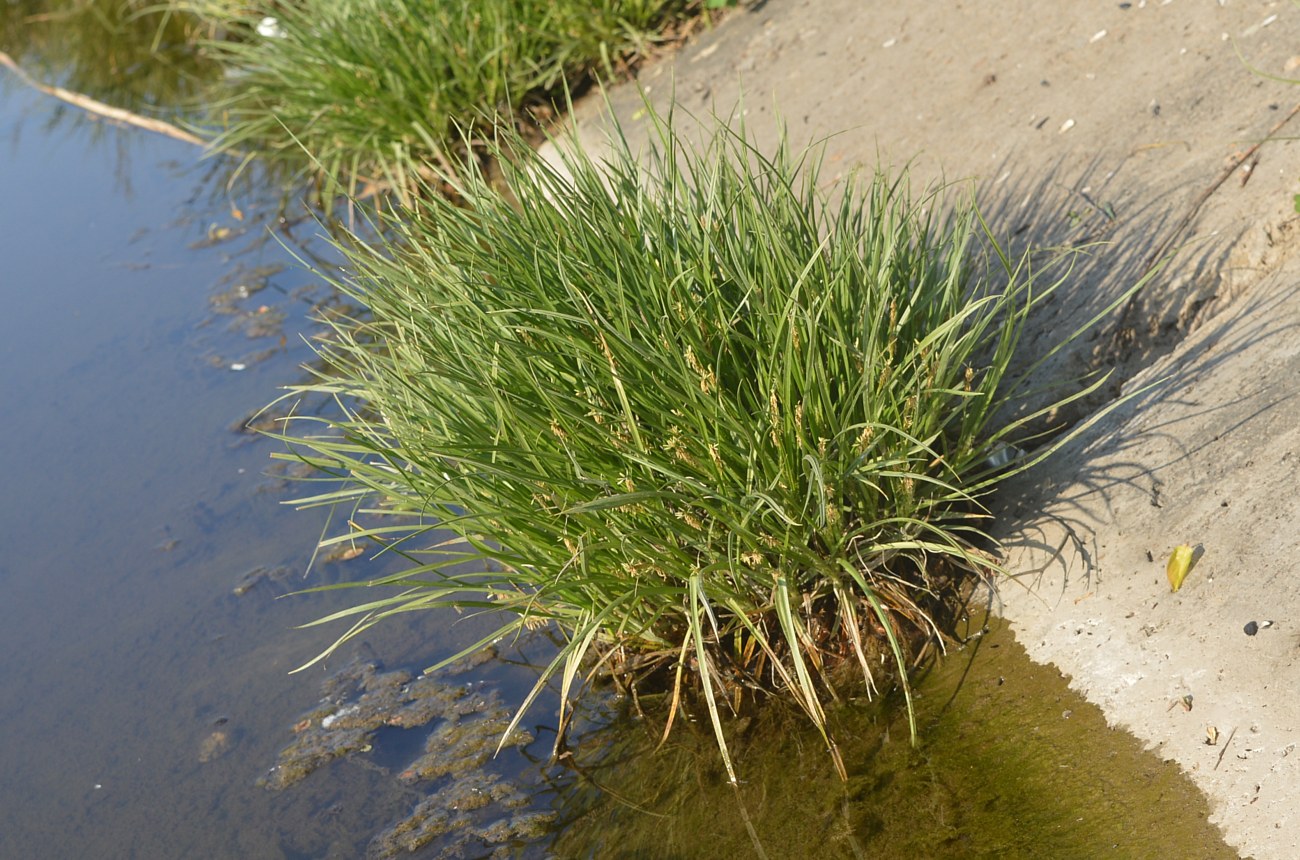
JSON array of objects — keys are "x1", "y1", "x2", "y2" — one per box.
[
  {"x1": 1059, "y1": 118, "x2": 1076, "y2": 134},
  {"x1": 1244, "y1": 621, "x2": 1259, "y2": 636}
]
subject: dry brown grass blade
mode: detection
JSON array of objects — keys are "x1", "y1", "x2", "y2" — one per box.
[
  {"x1": 0, "y1": 49, "x2": 205, "y2": 146},
  {"x1": 656, "y1": 639, "x2": 690, "y2": 752},
  {"x1": 836, "y1": 585, "x2": 878, "y2": 697}
]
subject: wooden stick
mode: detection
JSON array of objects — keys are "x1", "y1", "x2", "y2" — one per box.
[{"x1": 0, "y1": 49, "x2": 207, "y2": 148}]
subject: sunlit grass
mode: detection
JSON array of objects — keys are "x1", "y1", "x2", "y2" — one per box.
[
  {"x1": 195, "y1": 0, "x2": 689, "y2": 201},
  {"x1": 272, "y1": 106, "x2": 1130, "y2": 781}
]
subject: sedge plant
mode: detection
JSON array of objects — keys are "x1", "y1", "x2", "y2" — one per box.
[
  {"x1": 273, "y1": 106, "x2": 1126, "y2": 782},
  {"x1": 196, "y1": 0, "x2": 686, "y2": 202}
]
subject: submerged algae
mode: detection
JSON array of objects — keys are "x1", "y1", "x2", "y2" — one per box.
[{"x1": 261, "y1": 652, "x2": 552, "y2": 858}]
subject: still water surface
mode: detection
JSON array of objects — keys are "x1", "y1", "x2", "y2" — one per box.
[
  {"x1": 0, "y1": 35, "x2": 1240, "y2": 860},
  {"x1": 0, "y1": 79, "x2": 534, "y2": 856}
]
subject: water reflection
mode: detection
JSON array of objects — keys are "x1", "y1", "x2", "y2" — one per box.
[{"x1": 0, "y1": 1, "x2": 221, "y2": 118}]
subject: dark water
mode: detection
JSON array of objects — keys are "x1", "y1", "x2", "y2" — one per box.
[{"x1": 0, "y1": 18, "x2": 1242, "y2": 859}]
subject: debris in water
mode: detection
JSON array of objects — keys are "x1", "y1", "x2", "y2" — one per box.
[
  {"x1": 261, "y1": 652, "x2": 554, "y2": 857},
  {"x1": 321, "y1": 544, "x2": 366, "y2": 563},
  {"x1": 198, "y1": 730, "x2": 231, "y2": 763},
  {"x1": 232, "y1": 565, "x2": 292, "y2": 596}
]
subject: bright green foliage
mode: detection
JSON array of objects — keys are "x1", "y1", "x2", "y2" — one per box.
[
  {"x1": 199, "y1": 0, "x2": 683, "y2": 199},
  {"x1": 275, "y1": 108, "x2": 1113, "y2": 781}
]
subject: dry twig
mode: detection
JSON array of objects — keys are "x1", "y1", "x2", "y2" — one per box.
[{"x1": 0, "y1": 49, "x2": 206, "y2": 147}]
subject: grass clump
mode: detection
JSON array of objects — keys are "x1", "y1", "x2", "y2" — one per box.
[
  {"x1": 276, "y1": 107, "x2": 1103, "y2": 781},
  {"x1": 197, "y1": 0, "x2": 689, "y2": 200}
]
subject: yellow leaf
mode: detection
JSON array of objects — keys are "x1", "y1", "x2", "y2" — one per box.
[{"x1": 1166, "y1": 544, "x2": 1196, "y2": 592}]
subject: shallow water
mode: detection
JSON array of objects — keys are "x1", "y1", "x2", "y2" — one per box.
[
  {"x1": 0, "y1": 20, "x2": 1241, "y2": 859},
  {"x1": 0, "y1": 77, "x2": 534, "y2": 857},
  {"x1": 555, "y1": 615, "x2": 1238, "y2": 859}
]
